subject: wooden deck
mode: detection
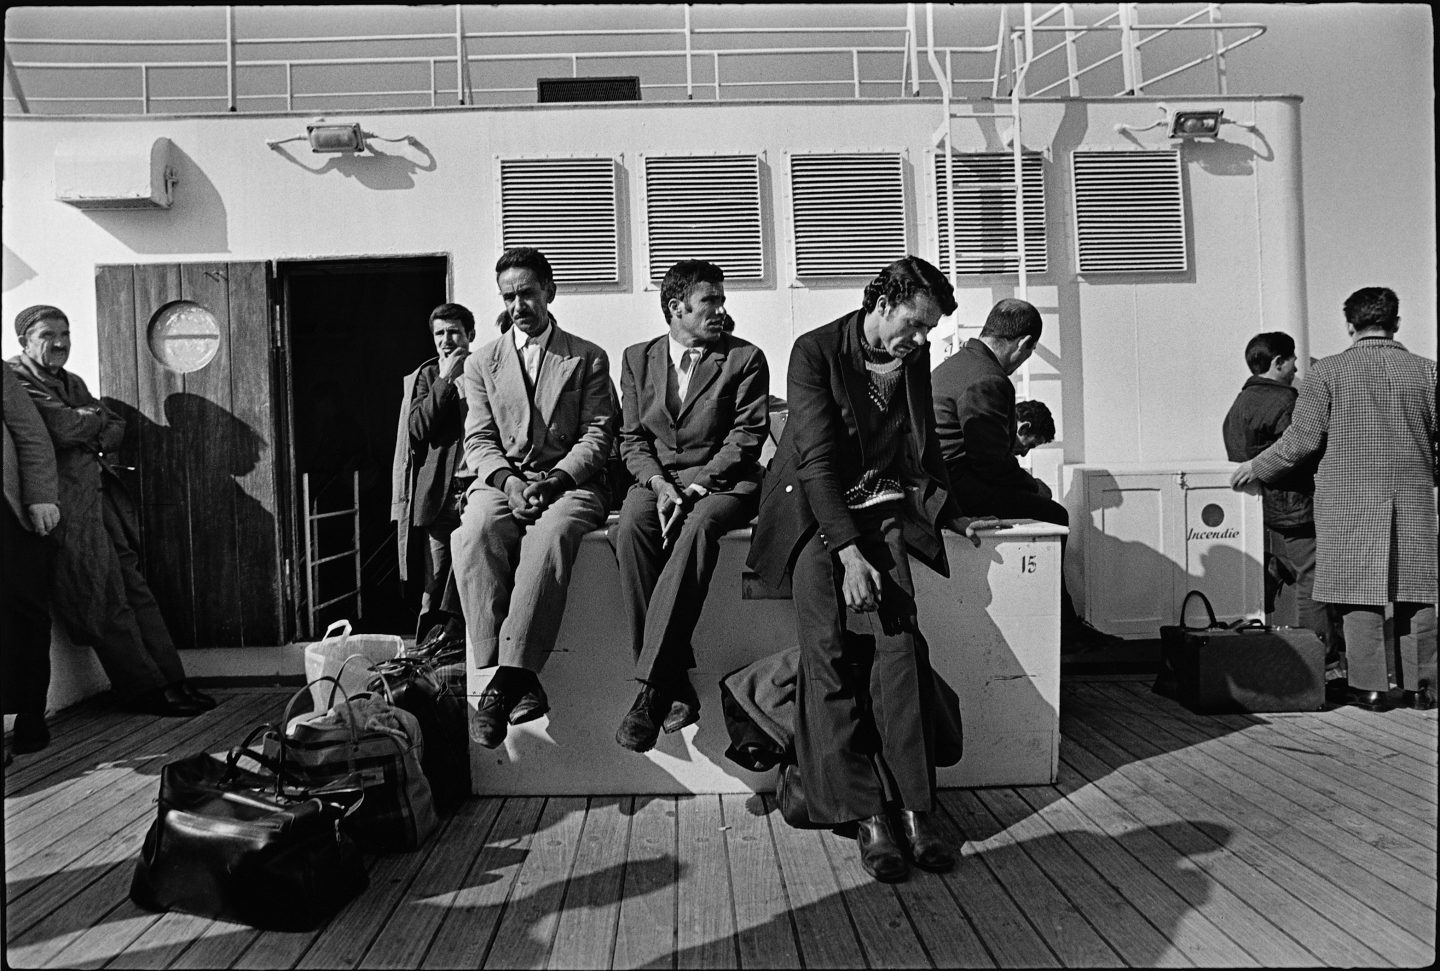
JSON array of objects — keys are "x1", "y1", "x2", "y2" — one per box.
[{"x1": 5, "y1": 675, "x2": 1436, "y2": 969}]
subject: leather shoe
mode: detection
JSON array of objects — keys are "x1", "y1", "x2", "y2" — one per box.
[
  {"x1": 1404, "y1": 683, "x2": 1436, "y2": 711},
  {"x1": 11, "y1": 712, "x2": 49, "y2": 754},
  {"x1": 1343, "y1": 687, "x2": 1395, "y2": 712},
  {"x1": 662, "y1": 678, "x2": 700, "y2": 734},
  {"x1": 898, "y1": 809, "x2": 955, "y2": 872},
  {"x1": 857, "y1": 814, "x2": 909, "y2": 882},
  {"x1": 178, "y1": 681, "x2": 217, "y2": 711},
  {"x1": 131, "y1": 684, "x2": 206, "y2": 718},
  {"x1": 469, "y1": 688, "x2": 509, "y2": 748},
  {"x1": 508, "y1": 683, "x2": 549, "y2": 725},
  {"x1": 616, "y1": 684, "x2": 667, "y2": 752}
]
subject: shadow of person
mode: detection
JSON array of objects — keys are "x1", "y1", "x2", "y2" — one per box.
[{"x1": 162, "y1": 391, "x2": 279, "y2": 646}]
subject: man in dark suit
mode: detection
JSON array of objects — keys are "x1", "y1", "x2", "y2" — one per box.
[
  {"x1": 392, "y1": 303, "x2": 476, "y2": 654},
  {"x1": 931, "y1": 299, "x2": 1115, "y2": 651},
  {"x1": 610, "y1": 260, "x2": 769, "y2": 753},
  {"x1": 453, "y1": 248, "x2": 618, "y2": 747},
  {"x1": 747, "y1": 256, "x2": 996, "y2": 884}
]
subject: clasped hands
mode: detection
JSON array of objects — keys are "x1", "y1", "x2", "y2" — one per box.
[{"x1": 502, "y1": 472, "x2": 566, "y2": 524}]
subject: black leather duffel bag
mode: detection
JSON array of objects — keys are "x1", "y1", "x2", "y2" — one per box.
[{"x1": 129, "y1": 720, "x2": 369, "y2": 931}]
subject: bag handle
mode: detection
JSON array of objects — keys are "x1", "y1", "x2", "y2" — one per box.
[
  {"x1": 325, "y1": 653, "x2": 396, "y2": 710},
  {"x1": 1178, "y1": 590, "x2": 1226, "y2": 631},
  {"x1": 289, "y1": 675, "x2": 362, "y2": 749},
  {"x1": 1229, "y1": 618, "x2": 1273, "y2": 633},
  {"x1": 321, "y1": 619, "x2": 353, "y2": 642}
]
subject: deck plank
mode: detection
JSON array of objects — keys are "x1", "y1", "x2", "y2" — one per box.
[
  {"x1": 674, "y1": 795, "x2": 737, "y2": 969},
  {"x1": 717, "y1": 793, "x2": 801, "y2": 971},
  {"x1": 928, "y1": 798, "x2": 1060, "y2": 969},
  {"x1": 975, "y1": 785, "x2": 1197, "y2": 968},
  {"x1": 356, "y1": 798, "x2": 504, "y2": 969},
  {"x1": 1063, "y1": 704, "x2": 1402, "y2": 965},
  {"x1": 483, "y1": 796, "x2": 586, "y2": 969},
  {"x1": 612, "y1": 796, "x2": 679, "y2": 970},
  {"x1": 6, "y1": 680, "x2": 1436, "y2": 970},
  {"x1": 762, "y1": 798, "x2": 866, "y2": 968},
  {"x1": 1055, "y1": 736, "x2": 1322, "y2": 966},
  {"x1": 944, "y1": 789, "x2": 1124, "y2": 967},
  {"x1": 1008, "y1": 778, "x2": 1259, "y2": 967},
  {"x1": 548, "y1": 796, "x2": 631, "y2": 970},
  {"x1": 420, "y1": 796, "x2": 547, "y2": 970}
]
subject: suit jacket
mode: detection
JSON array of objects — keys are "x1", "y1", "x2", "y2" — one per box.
[
  {"x1": 619, "y1": 333, "x2": 769, "y2": 496},
  {"x1": 931, "y1": 337, "x2": 1040, "y2": 508},
  {"x1": 408, "y1": 358, "x2": 468, "y2": 524},
  {"x1": 460, "y1": 321, "x2": 617, "y2": 496},
  {"x1": 2, "y1": 361, "x2": 58, "y2": 528},
  {"x1": 746, "y1": 310, "x2": 955, "y2": 587},
  {"x1": 1222, "y1": 375, "x2": 1315, "y2": 531},
  {"x1": 1251, "y1": 336, "x2": 1437, "y2": 604},
  {"x1": 7, "y1": 354, "x2": 125, "y2": 528}
]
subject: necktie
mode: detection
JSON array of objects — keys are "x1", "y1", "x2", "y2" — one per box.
[{"x1": 677, "y1": 349, "x2": 699, "y2": 401}]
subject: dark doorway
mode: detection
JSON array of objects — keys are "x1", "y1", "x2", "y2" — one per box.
[{"x1": 279, "y1": 256, "x2": 449, "y2": 638}]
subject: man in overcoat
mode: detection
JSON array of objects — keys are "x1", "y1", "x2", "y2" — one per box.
[
  {"x1": 452, "y1": 248, "x2": 618, "y2": 747},
  {"x1": 3, "y1": 362, "x2": 60, "y2": 759},
  {"x1": 610, "y1": 259, "x2": 769, "y2": 753},
  {"x1": 391, "y1": 302, "x2": 476, "y2": 653},
  {"x1": 747, "y1": 256, "x2": 996, "y2": 883},
  {"x1": 1233, "y1": 287, "x2": 1436, "y2": 711},
  {"x1": 7, "y1": 305, "x2": 213, "y2": 717}
]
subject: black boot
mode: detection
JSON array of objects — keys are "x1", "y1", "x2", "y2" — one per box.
[
  {"x1": 615, "y1": 683, "x2": 668, "y2": 753},
  {"x1": 857, "y1": 813, "x2": 909, "y2": 882},
  {"x1": 898, "y1": 809, "x2": 956, "y2": 872}
]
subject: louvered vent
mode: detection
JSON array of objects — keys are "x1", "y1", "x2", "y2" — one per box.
[
  {"x1": 789, "y1": 153, "x2": 907, "y2": 277},
  {"x1": 499, "y1": 157, "x2": 620, "y2": 285},
  {"x1": 934, "y1": 152, "x2": 1047, "y2": 275},
  {"x1": 644, "y1": 155, "x2": 763, "y2": 280},
  {"x1": 1072, "y1": 150, "x2": 1186, "y2": 273}
]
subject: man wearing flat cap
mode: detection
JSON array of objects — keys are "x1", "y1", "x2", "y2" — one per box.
[{"x1": 8, "y1": 304, "x2": 213, "y2": 717}]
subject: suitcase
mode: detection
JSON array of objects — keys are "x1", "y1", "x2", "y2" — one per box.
[{"x1": 1153, "y1": 590, "x2": 1325, "y2": 714}]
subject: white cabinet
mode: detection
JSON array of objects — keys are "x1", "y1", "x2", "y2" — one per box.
[{"x1": 1064, "y1": 464, "x2": 1265, "y2": 636}]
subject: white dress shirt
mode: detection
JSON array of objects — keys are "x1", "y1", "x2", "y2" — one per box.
[{"x1": 514, "y1": 321, "x2": 553, "y2": 384}]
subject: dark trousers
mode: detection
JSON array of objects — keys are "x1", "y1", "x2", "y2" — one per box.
[
  {"x1": 612, "y1": 486, "x2": 755, "y2": 683},
  {"x1": 1265, "y1": 526, "x2": 1341, "y2": 660},
  {"x1": 416, "y1": 498, "x2": 465, "y2": 640},
  {"x1": 790, "y1": 508, "x2": 936, "y2": 825},
  {"x1": 958, "y1": 483, "x2": 1084, "y2": 631},
  {"x1": 1, "y1": 504, "x2": 53, "y2": 717},
  {"x1": 1338, "y1": 603, "x2": 1437, "y2": 693}
]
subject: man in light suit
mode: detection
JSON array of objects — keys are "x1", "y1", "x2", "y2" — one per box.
[
  {"x1": 610, "y1": 260, "x2": 769, "y2": 753},
  {"x1": 3, "y1": 363, "x2": 61, "y2": 760},
  {"x1": 453, "y1": 248, "x2": 618, "y2": 747},
  {"x1": 1233, "y1": 287, "x2": 1436, "y2": 712}
]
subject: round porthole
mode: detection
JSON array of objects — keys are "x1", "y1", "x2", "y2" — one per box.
[{"x1": 147, "y1": 301, "x2": 220, "y2": 373}]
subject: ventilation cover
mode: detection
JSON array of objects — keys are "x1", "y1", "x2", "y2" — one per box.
[
  {"x1": 934, "y1": 152, "x2": 1046, "y2": 276},
  {"x1": 1072, "y1": 150, "x2": 1186, "y2": 273},
  {"x1": 55, "y1": 136, "x2": 176, "y2": 210},
  {"x1": 643, "y1": 155, "x2": 764, "y2": 281},
  {"x1": 499, "y1": 157, "x2": 620, "y2": 285},
  {"x1": 789, "y1": 153, "x2": 907, "y2": 277}
]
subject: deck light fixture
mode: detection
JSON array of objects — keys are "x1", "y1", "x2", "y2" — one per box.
[
  {"x1": 1168, "y1": 109, "x2": 1224, "y2": 139},
  {"x1": 265, "y1": 120, "x2": 419, "y2": 155}
]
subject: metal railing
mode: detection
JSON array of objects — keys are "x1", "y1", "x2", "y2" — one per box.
[{"x1": 3, "y1": 5, "x2": 979, "y2": 115}]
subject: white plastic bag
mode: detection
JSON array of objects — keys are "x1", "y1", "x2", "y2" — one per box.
[{"x1": 301, "y1": 620, "x2": 404, "y2": 710}]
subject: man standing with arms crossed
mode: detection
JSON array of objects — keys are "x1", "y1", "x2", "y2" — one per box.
[{"x1": 610, "y1": 259, "x2": 769, "y2": 753}]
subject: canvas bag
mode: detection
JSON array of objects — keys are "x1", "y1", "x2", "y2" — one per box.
[
  {"x1": 268, "y1": 666, "x2": 439, "y2": 851},
  {"x1": 365, "y1": 655, "x2": 471, "y2": 813}
]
